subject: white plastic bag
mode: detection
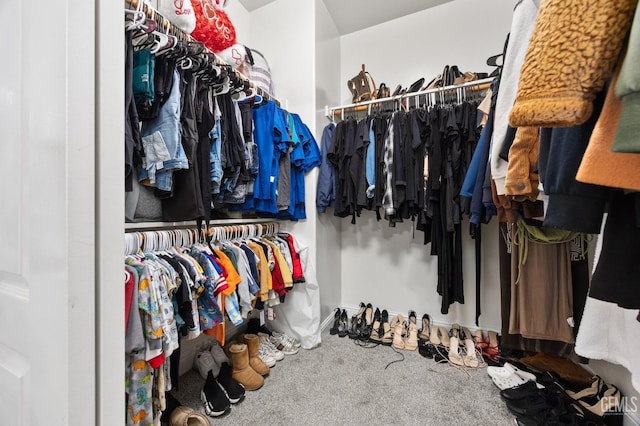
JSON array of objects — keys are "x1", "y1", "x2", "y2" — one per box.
[
  {"x1": 269, "y1": 233, "x2": 322, "y2": 349},
  {"x1": 157, "y1": 0, "x2": 197, "y2": 34}
]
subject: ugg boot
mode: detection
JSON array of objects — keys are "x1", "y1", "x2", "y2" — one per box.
[
  {"x1": 169, "y1": 406, "x2": 211, "y2": 426},
  {"x1": 228, "y1": 343, "x2": 264, "y2": 391},
  {"x1": 242, "y1": 334, "x2": 270, "y2": 376}
]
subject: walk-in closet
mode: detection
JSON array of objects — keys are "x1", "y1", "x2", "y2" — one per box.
[{"x1": 1, "y1": 0, "x2": 639, "y2": 425}]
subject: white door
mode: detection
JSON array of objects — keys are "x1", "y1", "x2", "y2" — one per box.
[{"x1": 0, "y1": 0, "x2": 123, "y2": 425}]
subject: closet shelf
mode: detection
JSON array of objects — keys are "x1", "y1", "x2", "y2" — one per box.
[{"x1": 325, "y1": 77, "x2": 493, "y2": 120}]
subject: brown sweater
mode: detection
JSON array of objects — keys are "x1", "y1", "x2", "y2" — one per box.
[
  {"x1": 577, "y1": 67, "x2": 640, "y2": 191},
  {"x1": 509, "y1": 0, "x2": 636, "y2": 128}
]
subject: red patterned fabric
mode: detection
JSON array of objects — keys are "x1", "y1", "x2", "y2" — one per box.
[{"x1": 191, "y1": 0, "x2": 237, "y2": 53}]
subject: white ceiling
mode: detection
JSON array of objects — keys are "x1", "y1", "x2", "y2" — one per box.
[
  {"x1": 237, "y1": 0, "x2": 453, "y2": 34},
  {"x1": 237, "y1": 0, "x2": 276, "y2": 12},
  {"x1": 322, "y1": 0, "x2": 453, "y2": 35}
]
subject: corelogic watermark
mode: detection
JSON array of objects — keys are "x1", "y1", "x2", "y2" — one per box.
[{"x1": 601, "y1": 396, "x2": 638, "y2": 416}]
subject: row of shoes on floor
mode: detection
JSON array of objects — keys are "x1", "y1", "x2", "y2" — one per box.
[
  {"x1": 330, "y1": 303, "x2": 501, "y2": 368},
  {"x1": 165, "y1": 327, "x2": 301, "y2": 423},
  {"x1": 489, "y1": 362, "x2": 624, "y2": 426}
]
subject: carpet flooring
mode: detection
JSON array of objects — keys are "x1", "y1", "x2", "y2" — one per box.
[{"x1": 170, "y1": 330, "x2": 515, "y2": 425}]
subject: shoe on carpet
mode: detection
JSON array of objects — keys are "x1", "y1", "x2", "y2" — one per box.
[
  {"x1": 201, "y1": 371, "x2": 231, "y2": 418},
  {"x1": 228, "y1": 343, "x2": 264, "y2": 391},
  {"x1": 505, "y1": 386, "x2": 565, "y2": 417},
  {"x1": 242, "y1": 333, "x2": 270, "y2": 376},
  {"x1": 418, "y1": 313, "x2": 431, "y2": 340},
  {"x1": 258, "y1": 332, "x2": 284, "y2": 361},
  {"x1": 338, "y1": 309, "x2": 349, "y2": 338},
  {"x1": 169, "y1": 406, "x2": 211, "y2": 426},
  {"x1": 520, "y1": 353, "x2": 594, "y2": 387},
  {"x1": 270, "y1": 332, "x2": 299, "y2": 355},
  {"x1": 380, "y1": 310, "x2": 393, "y2": 345},
  {"x1": 487, "y1": 362, "x2": 537, "y2": 390},
  {"x1": 500, "y1": 380, "x2": 540, "y2": 401},
  {"x1": 391, "y1": 315, "x2": 406, "y2": 350},
  {"x1": 272, "y1": 330, "x2": 301, "y2": 348},
  {"x1": 209, "y1": 341, "x2": 230, "y2": 366},
  {"x1": 258, "y1": 342, "x2": 276, "y2": 368},
  {"x1": 329, "y1": 308, "x2": 341, "y2": 335},
  {"x1": 216, "y1": 362, "x2": 245, "y2": 404},
  {"x1": 194, "y1": 350, "x2": 217, "y2": 380}
]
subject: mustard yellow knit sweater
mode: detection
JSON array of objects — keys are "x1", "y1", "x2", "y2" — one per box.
[{"x1": 509, "y1": 0, "x2": 637, "y2": 128}]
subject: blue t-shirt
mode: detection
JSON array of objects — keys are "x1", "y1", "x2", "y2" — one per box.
[
  {"x1": 252, "y1": 101, "x2": 290, "y2": 214},
  {"x1": 291, "y1": 114, "x2": 322, "y2": 220}
]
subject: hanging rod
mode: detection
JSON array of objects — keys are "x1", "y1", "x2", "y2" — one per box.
[
  {"x1": 325, "y1": 77, "x2": 493, "y2": 119},
  {"x1": 125, "y1": 0, "x2": 281, "y2": 107},
  {"x1": 124, "y1": 221, "x2": 280, "y2": 255},
  {"x1": 124, "y1": 218, "x2": 278, "y2": 232}
]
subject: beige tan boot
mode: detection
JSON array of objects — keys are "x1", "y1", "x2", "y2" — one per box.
[
  {"x1": 243, "y1": 333, "x2": 270, "y2": 376},
  {"x1": 228, "y1": 343, "x2": 264, "y2": 391}
]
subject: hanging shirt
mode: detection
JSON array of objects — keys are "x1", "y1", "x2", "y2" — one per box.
[{"x1": 252, "y1": 101, "x2": 290, "y2": 214}]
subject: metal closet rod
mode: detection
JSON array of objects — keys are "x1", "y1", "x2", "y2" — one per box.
[
  {"x1": 124, "y1": 218, "x2": 279, "y2": 232},
  {"x1": 125, "y1": 0, "x2": 281, "y2": 106},
  {"x1": 124, "y1": 222, "x2": 280, "y2": 255},
  {"x1": 327, "y1": 77, "x2": 493, "y2": 118}
]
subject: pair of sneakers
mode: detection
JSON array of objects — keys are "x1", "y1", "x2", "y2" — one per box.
[
  {"x1": 257, "y1": 332, "x2": 284, "y2": 367},
  {"x1": 268, "y1": 330, "x2": 301, "y2": 355}
]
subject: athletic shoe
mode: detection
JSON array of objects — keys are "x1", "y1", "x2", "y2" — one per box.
[
  {"x1": 271, "y1": 330, "x2": 301, "y2": 348},
  {"x1": 201, "y1": 371, "x2": 231, "y2": 417},
  {"x1": 258, "y1": 332, "x2": 284, "y2": 361},
  {"x1": 269, "y1": 333, "x2": 299, "y2": 355},
  {"x1": 258, "y1": 343, "x2": 276, "y2": 367}
]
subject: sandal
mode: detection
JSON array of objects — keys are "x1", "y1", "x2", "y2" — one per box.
[
  {"x1": 369, "y1": 308, "x2": 382, "y2": 343},
  {"x1": 380, "y1": 310, "x2": 393, "y2": 345},
  {"x1": 428, "y1": 323, "x2": 441, "y2": 346},
  {"x1": 462, "y1": 338, "x2": 479, "y2": 368},
  {"x1": 391, "y1": 315, "x2": 406, "y2": 350},
  {"x1": 405, "y1": 321, "x2": 419, "y2": 351},
  {"x1": 474, "y1": 329, "x2": 488, "y2": 349},
  {"x1": 483, "y1": 330, "x2": 500, "y2": 362},
  {"x1": 450, "y1": 323, "x2": 461, "y2": 339},
  {"x1": 418, "y1": 314, "x2": 431, "y2": 340},
  {"x1": 448, "y1": 336, "x2": 464, "y2": 366},
  {"x1": 438, "y1": 326, "x2": 450, "y2": 348}
]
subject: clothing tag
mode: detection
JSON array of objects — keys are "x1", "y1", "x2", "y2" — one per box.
[
  {"x1": 567, "y1": 317, "x2": 575, "y2": 328},
  {"x1": 155, "y1": 161, "x2": 165, "y2": 170},
  {"x1": 266, "y1": 307, "x2": 276, "y2": 321},
  {"x1": 259, "y1": 310, "x2": 265, "y2": 326},
  {"x1": 270, "y1": 176, "x2": 275, "y2": 183}
]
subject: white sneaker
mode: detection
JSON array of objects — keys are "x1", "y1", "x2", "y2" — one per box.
[
  {"x1": 269, "y1": 333, "x2": 299, "y2": 355},
  {"x1": 194, "y1": 351, "x2": 216, "y2": 380},
  {"x1": 258, "y1": 344, "x2": 276, "y2": 368},
  {"x1": 272, "y1": 331, "x2": 301, "y2": 349},
  {"x1": 258, "y1": 333, "x2": 284, "y2": 361}
]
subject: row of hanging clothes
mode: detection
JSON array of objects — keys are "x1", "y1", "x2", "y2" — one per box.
[
  {"x1": 318, "y1": 79, "x2": 491, "y2": 315},
  {"x1": 124, "y1": 223, "x2": 308, "y2": 426},
  {"x1": 124, "y1": 5, "x2": 321, "y2": 225}
]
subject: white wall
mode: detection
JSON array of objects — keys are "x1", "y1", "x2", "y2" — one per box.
[
  {"x1": 339, "y1": 0, "x2": 514, "y2": 105},
  {"x1": 336, "y1": 0, "x2": 514, "y2": 332},
  {"x1": 314, "y1": 0, "x2": 343, "y2": 321}
]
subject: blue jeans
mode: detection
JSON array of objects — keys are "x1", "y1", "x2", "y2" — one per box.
[{"x1": 139, "y1": 69, "x2": 188, "y2": 192}]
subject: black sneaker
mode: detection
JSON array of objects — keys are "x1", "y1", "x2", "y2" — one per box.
[
  {"x1": 500, "y1": 380, "x2": 540, "y2": 401},
  {"x1": 216, "y1": 362, "x2": 245, "y2": 404},
  {"x1": 506, "y1": 388, "x2": 563, "y2": 417},
  {"x1": 201, "y1": 371, "x2": 231, "y2": 417}
]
